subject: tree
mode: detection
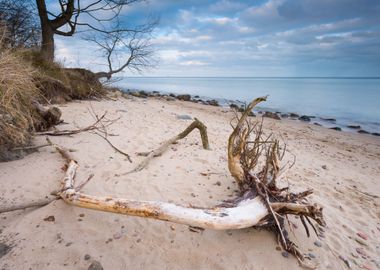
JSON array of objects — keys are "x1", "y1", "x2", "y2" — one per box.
[
  {"x1": 84, "y1": 23, "x2": 156, "y2": 80},
  {"x1": 0, "y1": 0, "x2": 40, "y2": 48},
  {"x1": 35, "y1": 0, "x2": 155, "y2": 68}
]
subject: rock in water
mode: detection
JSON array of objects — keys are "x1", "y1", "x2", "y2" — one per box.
[
  {"x1": 299, "y1": 115, "x2": 311, "y2": 122},
  {"x1": 330, "y1": 127, "x2": 342, "y2": 131},
  {"x1": 347, "y1": 125, "x2": 361, "y2": 129},
  {"x1": 177, "y1": 94, "x2": 191, "y2": 101},
  {"x1": 207, "y1": 99, "x2": 219, "y2": 106},
  {"x1": 263, "y1": 111, "x2": 281, "y2": 120}
]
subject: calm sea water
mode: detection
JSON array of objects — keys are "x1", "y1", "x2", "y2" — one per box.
[{"x1": 117, "y1": 77, "x2": 380, "y2": 133}]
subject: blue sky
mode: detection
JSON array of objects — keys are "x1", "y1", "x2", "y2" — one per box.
[{"x1": 54, "y1": 0, "x2": 380, "y2": 77}]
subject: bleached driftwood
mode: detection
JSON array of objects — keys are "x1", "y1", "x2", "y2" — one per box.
[
  {"x1": 127, "y1": 118, "x2": 209, "y2": 173},
  {"x1": 59, "y1": 160, "x2": 321, "y2": 230}
]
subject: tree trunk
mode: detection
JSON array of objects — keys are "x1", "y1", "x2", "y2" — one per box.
[
  {"x1": 40, "y1": 26, "x2": 55, "y2": 62},
  {"x1": 36, "y1": 0, "x2": 55, "y2": 62}
]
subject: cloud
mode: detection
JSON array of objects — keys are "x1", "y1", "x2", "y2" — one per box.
[{"x1": 51, "y1": 0, "x2": 380, "y2": 77}]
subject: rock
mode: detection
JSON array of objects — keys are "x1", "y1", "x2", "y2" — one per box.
[
  {"x1": 207, "y1": 99, "x2": 219, "y2": 106},
  {"x1": 330, "y1": 127, "x2": 342, "y2": 131},
  {"x1": 372, "y1": 132, "x2": 380, "y2": 136},
  {"x1": 299, "y1": 115, "x2": 311, "y2": 122},
  {"x1": 84, "y1": 254, "x2": 91, "y2": 261},
  {"x1": 314, "y1": 241, "x2": 322, "y2": 247},
  {"x1": 314, "y1": 122, "x2": 322, "y2": 126},
  {"x1": 248, "y1": 111, "x2": 255, "y2": 117},
  {"x1": 177, "y1": 114, "x2": 192, "y2": 120},
  {"x1": 347, "y1": 125, "x2": 361, "y2": 129},
  {"x1": 138, "y1": 90, "x2": 148, "y2": 97},
  {"x1": 177, "y1": 94, "x2": 191, "y2": 101},
  {"x1": 238, "y1": 106, "x2": 245, "y2": 113},
  {"x1": 263, "y1": 111, "x2": 281, "y2": 120},
  {"x1": 169, "y1": 93, "x2": 176, "y2": 98},
  {"x1": 308, "y1": 253, "x2": 316, "y2": 259},
  {"x1": 321, "y1": 117, "x2": 336, "y2": 122},
  {"x1": 357, "y1": 232, "x2": 368, "y2": 240},
  {"x1": 215, "y1": 181, "x2": 221, "y2": 186},
  {"x1": 281, "y1": 113, "x2": 289, "y2": 118},
  {"x1": 358, "y1": 130, "x2": 370, "y2": 134},
  {"x1": 322, "y1": 165, "x2": 327, "y2": 170},
  {"x1": 129, "y1": 91, "x2": 147, "y2": 98},
  {"x1": 356, "y1": 248, "x2": 367, "y2": 256},
  {"x1": 230, "y1": 104, "x2": 239, "y2": 110},
  {"x1": 194, "y1": 95, "x2": 200, "y2": 98},
  {"x1": 43, "y1": 215, "x2": 55, "y2": 222},
  {"x1": 0, "y1": 243, "x2": 11, "y2": 259},
  {"x1": 281, "y1": 251, "x2": 289, "y2": 258},
  {"x1": 88, "y1": 260, "x2": 103, "y2": 270},
  {"x1": 290, "y1": 113, "x2": 299, "y2": 118},
  {"x1": 166, "y1": 97, "x2": 176, "y2": 101}
]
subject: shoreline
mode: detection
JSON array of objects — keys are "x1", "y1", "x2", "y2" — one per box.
[{"x1": 122, "y1": 89, "x2": 380, "y2": 137}]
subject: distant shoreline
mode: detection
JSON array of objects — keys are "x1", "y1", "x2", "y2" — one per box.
[{"x1": 121, "y1": 88, "x2": 380, "y2": 138}]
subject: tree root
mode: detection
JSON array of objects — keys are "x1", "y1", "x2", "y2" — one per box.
[{"x1": 126, "y1": 118, "x2": 209, "y2": 174}]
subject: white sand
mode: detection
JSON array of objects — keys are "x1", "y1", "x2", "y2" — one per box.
[{"x1": 1, "y1": 94, "x2": 379, "y2": 269}]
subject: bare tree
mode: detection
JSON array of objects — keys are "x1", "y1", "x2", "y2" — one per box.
[
  {"x1": 35, "y1": 0, "x2": 153, "y2": 62},
  {"x1": 85, "y1": 22, "x2": 156, "y2": 80},
  {"x1": 0, "y1": 0, "x2": 40, "y2": 48}
]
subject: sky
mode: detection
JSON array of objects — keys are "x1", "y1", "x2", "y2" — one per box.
[{"x1": 53, "y1": 0, "x2": 380, "y2": 77}]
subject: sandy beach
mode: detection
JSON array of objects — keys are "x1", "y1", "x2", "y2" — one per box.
[{"x1": 1, "y1": 94, "x2": 379, "y2": 270}]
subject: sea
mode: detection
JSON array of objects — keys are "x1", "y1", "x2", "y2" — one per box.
[{"x1": 117, "y1": 77, "x2": 380, "y2": 134}]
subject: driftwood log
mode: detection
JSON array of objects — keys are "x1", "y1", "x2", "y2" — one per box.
[
  {"x1": 52, "y1": 97, "x2": 324, "y2": 263},
  {"x1": 127, "y1": 118, "x2": 209, "y2": 174}
]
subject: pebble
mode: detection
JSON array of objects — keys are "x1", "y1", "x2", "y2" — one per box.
[
  {"x1": 84, "y1": 254, "x2": 91, "y2": 261},
  {"x1": 355, "y1": 237, "x2": 368, "y2": 246},
  {"x1": 281, "y1": 251, "x2": 289, "y2": 258},
  {"x1": 356, "y1": 248, "x2": 367, "y2": 257},
  {"x1": 113, "y1": 232, "x2": 123, "y2": 240},
  {"x1": 339, "y1": 255, "x2": 351, "y2": 268},
  {"x1": 176, "y1": 114, "x2": 192, "y2": 120},
  {"x1": 88, "y1": 260, "x2": 103, "y2": 270},
  {"x1": 322, "y1": 165, "x2": 327, "y2": 170},
  {"x1": 215, "y1": 181, "x2": 221, "y2": 186},
  {"x1": 308, "y1": 253, "x2": 316, "y2": 259},
  {"x1": 314, "y1": 241, "x2": 322, "y2": 247},
  {"x1": 357, "y1": 232, "x2": 368, "y2": 240}
]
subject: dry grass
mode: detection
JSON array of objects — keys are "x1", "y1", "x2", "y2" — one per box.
[{"x1": 0, "y1": 47, "x2": 40, "y2": 158}]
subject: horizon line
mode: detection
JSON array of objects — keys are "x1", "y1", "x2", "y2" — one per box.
[{"x1": 123, "y1": 76, "x2": 380, "y2": 79}]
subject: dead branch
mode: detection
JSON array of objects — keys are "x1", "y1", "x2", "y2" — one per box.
[
  {"x1": 126, "y1": 118, "x2": 209, "y2": 174},
  {"x1": 37, "y1": 112, "x2": 107, "y2": 136},
  {"x1": 0, "y1": 197, "x2": 57, "y2": 214},
  {"x1": 94, "y1": 132, "x2": 132, "y2": 162}
]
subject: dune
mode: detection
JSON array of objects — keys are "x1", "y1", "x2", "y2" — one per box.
[{"x1": 0, "y1": 94, "x2": 379, "y2": 270}]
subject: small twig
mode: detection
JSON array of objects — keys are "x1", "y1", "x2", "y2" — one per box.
[
  {"x1": 75, "y1": 174, "x2": 95, "y2": 191},
  {"x1": 94, "y1": 132, "x2": 132, "y2": 162}
]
